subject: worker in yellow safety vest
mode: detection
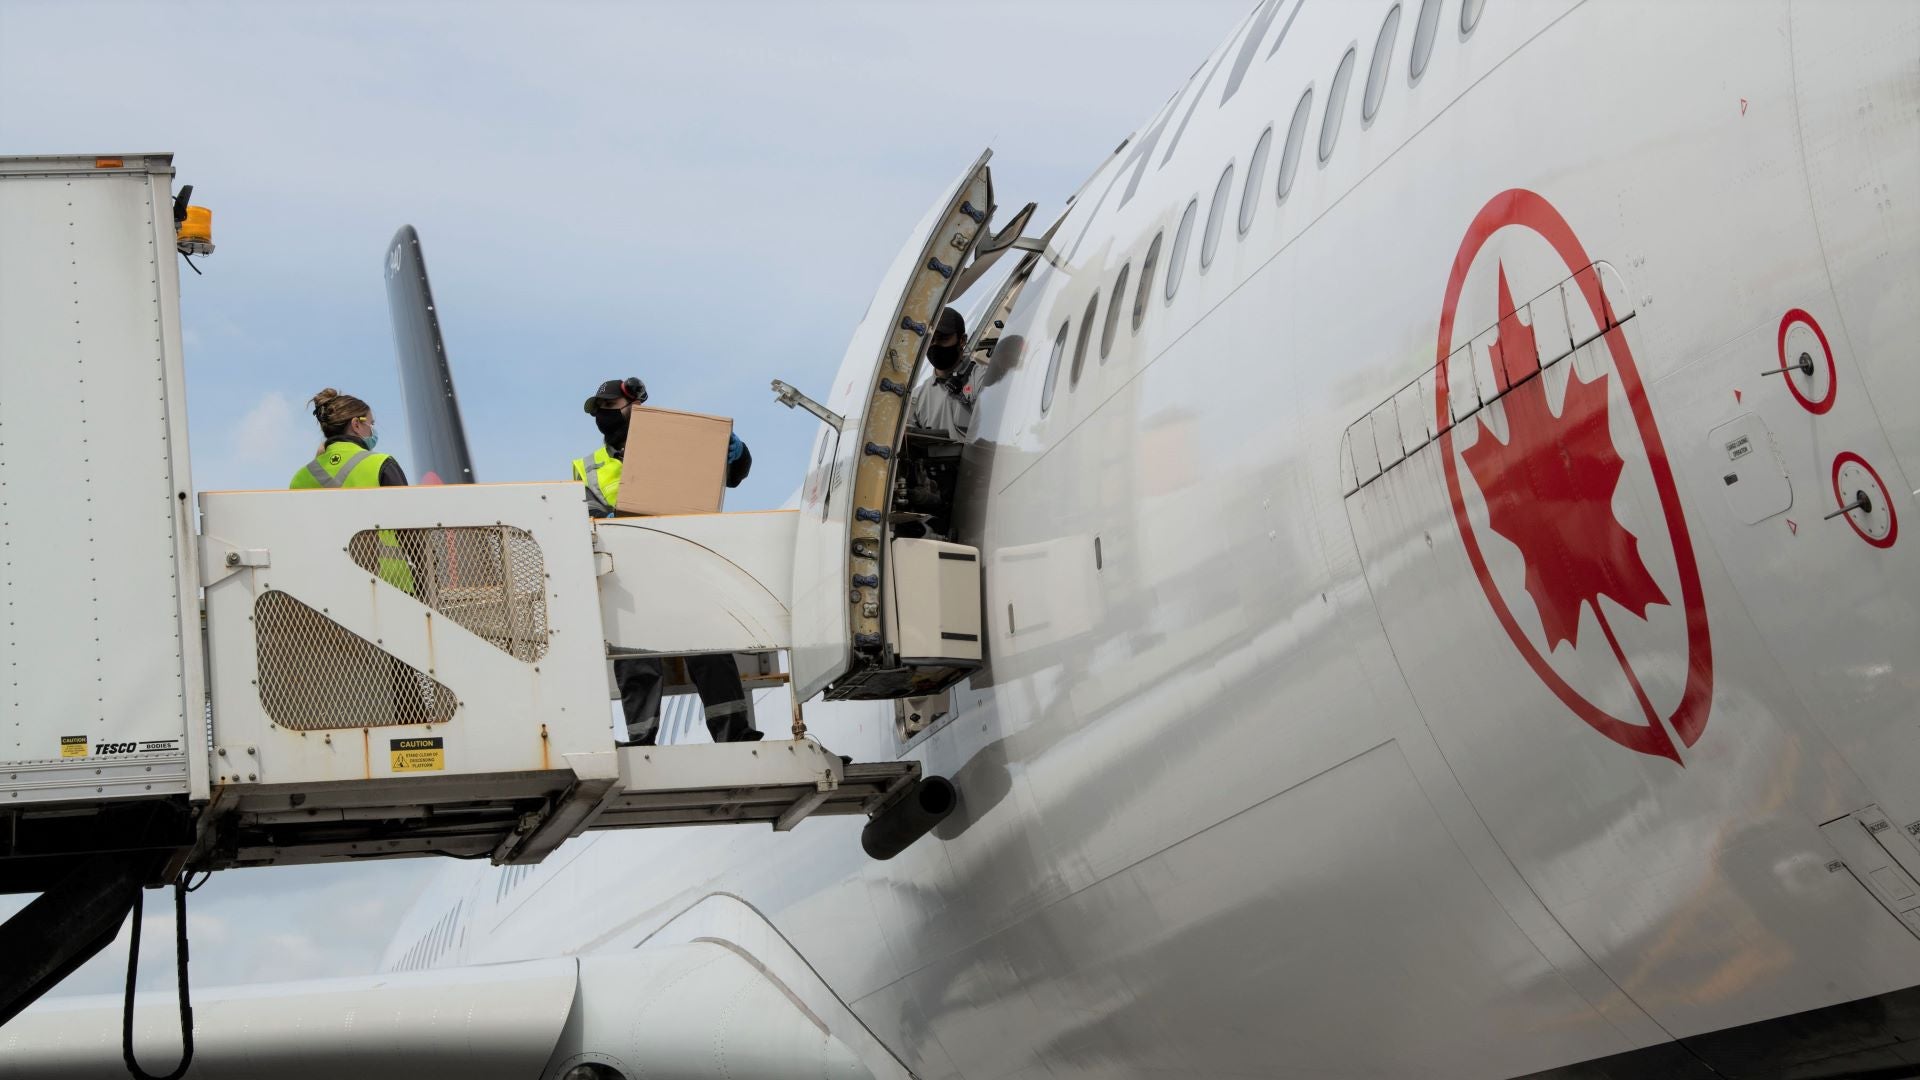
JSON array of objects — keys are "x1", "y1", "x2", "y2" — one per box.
[
  {"x1": 576, "y1": 377, "x2": 758, "y2": 746},
  {"x1": 572, "y1": 378, "x2": 751, "y2": 515},
  {"x1": 289, "y1": 388, "x2": 415, "y2": 594}
]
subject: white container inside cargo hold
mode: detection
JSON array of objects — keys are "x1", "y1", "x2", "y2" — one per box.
[
  {"x1": 885, "y1": 538, "x2": 981, "y2": 665},
  {"x1": 0, "y1": 154, "x2": 207, "y2": 805},
  {"x1": 197, "y1": 482, "x2": 612, "y2": 800}
]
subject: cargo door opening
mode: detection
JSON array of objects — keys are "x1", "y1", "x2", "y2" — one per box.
[
  {"x1": 782, "y1": 152, "x2": 1000, "y2": 703},
  {"x1": 896, "y1": 246, "x2": 1040, "y2": 543}
]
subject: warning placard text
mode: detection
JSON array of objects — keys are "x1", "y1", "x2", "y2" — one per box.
[{"x1": 389, "y1": 737, "x2": 445, "y2": 772}]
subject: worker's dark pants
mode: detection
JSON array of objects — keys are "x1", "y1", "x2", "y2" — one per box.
[{"x1": 614, "y1": 655, "x2": 757, "y2": 744}]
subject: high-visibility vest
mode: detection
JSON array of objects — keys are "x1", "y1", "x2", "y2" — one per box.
[
  {"x1": 572, "y1": 447, "x2": 620, "y2": 517},
  {"x1": 290, "y1": 441, "x2": 415, "y2": 593}
]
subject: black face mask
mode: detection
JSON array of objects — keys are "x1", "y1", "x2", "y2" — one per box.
[
  {"x1": 927, "y1": 342, "x2": 962, "y2": 370},
  {"x1": 595, "y1": 408, "x2": 630, "y2": 449}
]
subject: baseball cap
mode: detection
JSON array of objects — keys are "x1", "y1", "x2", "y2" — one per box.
[
  {"x1": 935, "y1": 307, "x2": 965, "y2": 339},
  {"x1": 583, "y1": 376, "x2": 647, "y2": 415}
]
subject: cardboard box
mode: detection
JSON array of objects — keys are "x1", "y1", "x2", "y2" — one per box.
[{"x1": 613, "y1": 405, "x2": 732, "y2": 516}]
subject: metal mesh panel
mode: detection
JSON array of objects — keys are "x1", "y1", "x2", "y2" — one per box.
[
  {"x1": 254, "y1": 590, "x2": 458, "y2": 730},
  {"x1": 348, "y1": 525, "x2": 550, "y2": 662}
]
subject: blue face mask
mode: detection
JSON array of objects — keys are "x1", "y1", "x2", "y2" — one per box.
[{"x1": 364, "y1": 429, "x2": 379, "y2": 451}]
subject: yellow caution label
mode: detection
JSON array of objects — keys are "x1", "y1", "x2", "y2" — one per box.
[
  {"x1": 60, "y1": 735, "x2": 88, "y2": 759},
  {"x1": 389, "y1": 737, "x2": 445, "y2": 772}
]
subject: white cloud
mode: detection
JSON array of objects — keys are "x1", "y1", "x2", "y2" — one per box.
[
  {"x1": 233, "y1": 391, "x2": 296, "y2": 461},
  {"x1": 207, "y1": 389, "x2": 306, "y2": 492}
]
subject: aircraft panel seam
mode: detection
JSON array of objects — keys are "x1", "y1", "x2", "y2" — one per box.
[
  {"x1": 604, "y1": 890, "x2": 923, "y2": 1077},
  {"x1": 1781, "y1": 0, "x2": 1916, "y2": 500},
  {"x1": 850, "y1": 736, "x2": 1400, "y2": 1005}
]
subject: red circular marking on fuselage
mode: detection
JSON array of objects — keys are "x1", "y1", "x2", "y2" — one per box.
[
  {"x1": 1830, "y1": 451, "x2": 1898, "y2": 549},
  {"x1": 1777, "y1": 308, "x2": 1836, "y2": 415},
  {"x1": 1434, "y1": 189, "x2": 1714, "y2": 763}
]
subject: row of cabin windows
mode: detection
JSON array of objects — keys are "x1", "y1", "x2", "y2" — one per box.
[{"x1": 1039, "y1": 0, "x2": 1482, "y2": 415}]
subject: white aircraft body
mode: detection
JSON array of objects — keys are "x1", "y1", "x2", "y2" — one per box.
[{"x1": 9, "y1": 1, "x2": 1919, "y2": 1077}]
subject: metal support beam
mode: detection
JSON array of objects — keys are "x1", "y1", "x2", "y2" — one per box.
[{"x1": 0, "y1": 853, "x2": 157, "y2": 1026}]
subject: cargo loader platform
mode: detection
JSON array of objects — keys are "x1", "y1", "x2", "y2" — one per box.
[
  {"x1": 2, "y1": 152, "x2": 992, "y2": 886},
  {"x1": 213, "y1": 740, "x2": 921, "y2": 869},
  {"x1": 177, "y1": 481, "x2": 942, "y2": 871}
]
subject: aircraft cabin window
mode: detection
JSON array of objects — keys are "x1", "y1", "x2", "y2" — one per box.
[
  {"x1": 1277, "y1": 87, "x2": 1313, "y2": 202},
  {"x1": 1069, "y1": 291, "x2": 1099, "y2": 387},
  {"x1": 1042, "y1": 319, "x2": 1069, "y2": 413},
  {"x1": 1461, "y1": 0, "x2": 1484, "y2": 34},
  {"x1": 1320, "y1": 47, "x2": 1357, "y2": 163},
  {"x1": 1239, "y1": 126, "x2": 1273, "y2": 235},
  {"x1": 1408, "y1": 0, "x2": 1441, "y2": 82},
  {"x1": 1364, "y1": 5, "x2": 1402, "y2": 123},
  {"x1": 1101, "y1": 263, "x2": 1130, "y2": 360},
  {"x1": 1166, "y1": 197, "x2": 1199, "y2": 301},
  {"x1": 1133, "y1": 232, "x2": 1162, "y2": 332},
  {"x1": 1201, "y1": 163, "x2": 1234, "y2": 270}
]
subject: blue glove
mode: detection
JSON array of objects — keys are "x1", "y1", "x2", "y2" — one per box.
[{"x1": 727, "y1": 433, "x2": 744, "y2": 464}]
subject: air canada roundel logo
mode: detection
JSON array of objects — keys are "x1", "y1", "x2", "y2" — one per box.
[{"x1": 1435, "y1": 190, "x2": 1712, "y2": 764}]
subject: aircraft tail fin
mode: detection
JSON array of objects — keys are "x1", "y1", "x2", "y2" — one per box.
[{"x1": 383, "y1": 225, "x2": 476, "y2": 484}]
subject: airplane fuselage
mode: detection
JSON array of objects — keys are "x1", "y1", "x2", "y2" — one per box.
[{"x1": 389, "y1": 2, "x2": 1920, "y2": 1076}]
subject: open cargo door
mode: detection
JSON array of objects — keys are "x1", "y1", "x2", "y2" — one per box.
[{"x1": 790, "y1": 152, "x2": 993, "y2": 702}]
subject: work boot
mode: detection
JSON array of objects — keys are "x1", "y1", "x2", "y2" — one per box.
[
  {"x1": 709, "y1": 717, "x2": 763, "y2": 743},
  {"x1": 704, "y1": 699, "x2": 761, "y2": 743}
]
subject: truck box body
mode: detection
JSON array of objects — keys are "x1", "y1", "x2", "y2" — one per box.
[{"x1": 0, "y1": 154, "x2": 207, "y2": 804}]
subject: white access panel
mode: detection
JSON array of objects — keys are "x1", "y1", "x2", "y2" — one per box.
[
  {"x1": 1821, "y1": 808, "x2": 1920, "y2": 939},
  {"x1": 1707, "y1": 413, "x2": 1792, "y2": 525},
  {"x1": 0, "y1": 154, "x2": 204, "y2": 804}
]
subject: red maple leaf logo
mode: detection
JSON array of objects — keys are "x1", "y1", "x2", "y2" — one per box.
[{"x1": 1461, "y1": 264, "x2": 1668, "y2": 652}]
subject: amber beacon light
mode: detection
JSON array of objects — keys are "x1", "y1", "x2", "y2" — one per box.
[
  {"x1": 176, "y1": 204, "x2": 214, "y2": 256},
  {"x1": 171, "y1": 182, "x2": 214, "y2": 262}
]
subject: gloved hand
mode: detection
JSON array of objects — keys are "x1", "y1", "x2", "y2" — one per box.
[{"x1": 725, "y1": 434, "x2": 752, "y2": 488}]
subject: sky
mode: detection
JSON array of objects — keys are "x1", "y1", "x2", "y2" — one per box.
[{"x1": 0, "y1": 0, "x2": 1248, "y2": 997}]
